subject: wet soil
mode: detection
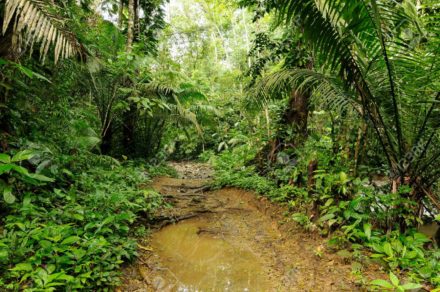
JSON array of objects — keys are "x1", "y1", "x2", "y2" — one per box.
[{"x1": 119, "y1": 162, "x2": 384, "y2": 291}]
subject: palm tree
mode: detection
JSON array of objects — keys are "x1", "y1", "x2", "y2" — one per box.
[{"x1": 257, "y1": 0, "x2": 440, "y2": 216}]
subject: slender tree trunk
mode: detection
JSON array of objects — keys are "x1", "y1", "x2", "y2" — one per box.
[
  {"x1": 100, "y1": 122, "x2": 113, "y2": 155},
  {"x1": 309, "y1": 159, "x2": 319, "y2": 219},
  {"x1": 353, "y1": 121, "x2": 367, "y2": 176},
  {"x1": 121, "y1": 0, "x2": 136, "y2": 156},
  {"x1": 126, "y1": 0, "x2": 134, "y2": 53},
  {"x1": 118, "y1": 0, "x2": 124, "y2": 29},
  {"x1": 241, "y1": 10, "x2": 252, "y2": 68},
  {"x1": 122, "y1": 104, "x2": 137, "y2": 157},
  {"x1": 264, "y1": 105, "x2": 271, "y2": 139},
  {"x1": 308, "y1": 160, "x2": 318, "y2": 192},
  {"x1": 134, "y1": 0, "x2": 140, "y2": 41}
]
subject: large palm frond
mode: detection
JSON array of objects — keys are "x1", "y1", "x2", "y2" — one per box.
[
  {"x1": 2, "y1": 0, "x2": 83, "y2": 62},
  {"x1": 255, "y1": 68, "x2": 361, "y2": 115},
  {"x1": 272, "y1": 0, "x2": 440, "y2": 178}
]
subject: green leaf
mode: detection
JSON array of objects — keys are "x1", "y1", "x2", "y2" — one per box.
[
  {"x1": 12, "y1": 222, "x2": 26, "y2": 231},
  {"x1": 383, "y1": 242, "x2": 394, "y2": 257},
  {"x1": 73, "y1": 214, "x2": 84, "y2": 221},
  {"x1": 15, "y1": 64, "x2": 35, "y2": 78},
  {"x1": 102, "y1": 216, "x2": 115, "y2": 226},
  {"x1": 0, "y1": 164, "x2": 13, "y2": 175},
  {"x1": 72, "y1": 248, "x2": 87, "y2": 259},
  {"x1": 26, "y1": 173, "x2": 55, "y2": 182},
  {"x1": 11, "y1": 150, "x2": 36, "y2": 162},
  {"x1": 11, "y1": 263, "x2": 33, "y2": 271},
  {"x1": 327, "y1": 218, "x2": 337, "y2": 227},
  {"x1": 0, "y1": 153, "x2": 10, "y2": 163},
  {"x1": 324, "y1": 198, "x2": 334, "y2": 207},
  {"x1": 363, "y1": 223, "x2": 372, "y2": 240},
  {"x1": 10, "y1": 164, "x2": 29, "y2": 176},
  {"x1": 370, "y1": 279, "x2": 394, "y2": 289},
  {"x1": 3, "y1": 186, "x2": 15, "y2": 204},
  {"x1": 15, "y1": 64, "x2": 50, "y2": 82},
  {"x1": 370, "y1": 253, "x2": 385, "y2": 258},
  {"x1": 389, "y1": 272, "x2": 399, "y2": 286},
  {"x1": 318, "y1": 213, "x2": 335, "y2": 223},
  {"x1": 0, "y1": 249, "x2": 8, "y2": 260},
  {"x1": 61, "y1": 236, "x2": 80, "y2": 245},
  {"x1": 400, "y1": 283, "x2": 422, "y2": 290},
  {"x1": 339, "y1": 171, "x2": 348, "y2": 183}
]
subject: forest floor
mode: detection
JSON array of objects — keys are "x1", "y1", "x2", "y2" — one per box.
[{"x1": 119, "y1": 162, "x2": 384, "y2": 291}]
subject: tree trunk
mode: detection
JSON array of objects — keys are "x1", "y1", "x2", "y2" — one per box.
[
  {"x1": 100, "y1": 122, "x2": 113, "y2": 155},
  {"x1": 284, "y1": 89, "x2": 309, "y2": 142},
  {"x1": 121, "y1": 0, "x2": 136, "y2": 156},
  {"x1": 309, "y1": 159, "x2": 319, "y2": 220},
  {"x1": 126, "y1": 0, "x2": 134, "y2": 53},
  {"x1": 118, "y1": 0, "x2": 124, "y2": 29},
  {"x1": 308, "y1": 160, "x2": 318, "y2": 193},
  {"x1": 134, "y1": 0, "x2": 140, "y2": 41},
  {"x1": 253, "y1": 89, "x2": 309, "y2": 171},
  {"x1": 353, "y1": 121, "x2": 367, "y2": 176},
  {"x1": 122, "y1": 104, "x2": 137, "y2": 157},
  {"x1": 0, "y1": 25, "x2": 19, "y2": 60}
]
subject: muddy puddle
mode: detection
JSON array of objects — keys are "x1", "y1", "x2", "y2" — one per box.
[
  {"x1": 151, "y1": 218, "x2": 272, "y2": 290},
  {"x1": 120, "y1": 162, "x2": 385, "y2": 291}
]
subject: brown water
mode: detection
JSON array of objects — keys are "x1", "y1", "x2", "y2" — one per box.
[
  {"x1": 151, "y1": 218, "x2": 273, "y2": 291},
  {"x1": 120, "y1": 163, "x2": 386, "y2": 291}
]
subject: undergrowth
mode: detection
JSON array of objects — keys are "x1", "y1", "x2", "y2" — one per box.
[
  {"x1": 209, "y1": 145, "x2": 440, "y2": 290},
  {"x1": 0, "y1": 151, "x2": 168, "y2": 290}
]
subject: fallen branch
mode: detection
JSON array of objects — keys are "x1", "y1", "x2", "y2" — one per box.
[{"x1": 422, "y1": 187, "x2": 440, "y2": 211}]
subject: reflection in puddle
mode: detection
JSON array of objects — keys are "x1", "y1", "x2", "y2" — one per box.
[{"x1": 151, "y1": 218, "x2": 273, "y2": 291}]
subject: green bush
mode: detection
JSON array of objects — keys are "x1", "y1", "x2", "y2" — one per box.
[
  {"x1": 210, "y1": 143, "x2": 439, "y2": 288},
  {"x1": 0, "y1": 152, "x2": 164, "y2": 290}
]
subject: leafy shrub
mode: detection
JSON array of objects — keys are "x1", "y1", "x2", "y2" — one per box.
[
  {"x1": 210, "y1": 144, "x2": 439, "y2": 287},
  {"x1": 370, "y1": 272, "x2": 422, "y2": 291},
  {"x1": 0, "y1": 152, "x2": 164, "y2": 290}
]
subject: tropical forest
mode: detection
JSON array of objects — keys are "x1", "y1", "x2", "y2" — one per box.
[{"x1": 0, "y1": 0, "x2": 439, "y2": 290}]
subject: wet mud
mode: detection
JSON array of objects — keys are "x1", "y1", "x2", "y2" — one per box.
[{"x1": 119, "y1": 163, "x2": 384, "y2": 291}]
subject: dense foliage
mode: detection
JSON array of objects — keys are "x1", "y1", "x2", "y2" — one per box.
[{"x1": 0, "y1": 0, "x2": 439, "y2": 290}]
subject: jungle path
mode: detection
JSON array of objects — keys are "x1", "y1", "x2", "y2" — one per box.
[{"x1": 119, "y1": 162, "x2": 382, "y2": 291}]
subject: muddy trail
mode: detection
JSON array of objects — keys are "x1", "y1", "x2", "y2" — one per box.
[{"x1": 120, "y1": 162, "x2": 382, "y2": 291}]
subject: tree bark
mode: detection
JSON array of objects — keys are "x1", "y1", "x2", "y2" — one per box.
[
  {"x1": 308, "y1": 160, "x2": 318, "y2": 193},
  {"x1": 100, "y1": 122, "x2": 113, "y2": 155},
  {"x1": 126, "y1": 0, "x2": 134, "y2": 53},
  {"x1": 134, "y1": 0, "x2": 140, "y2": 41},
  {"x1": 122, "y1": 104, "x2": 137, "y2": 157},
  {"x1": 253, "y1": 89, "x2": 309, "y2": 171},
  {"x1": 284, "y1": 89, "x2": 309, "y2": 142},
  {"x1": 118, "y1": 0, "x2": 124, "y2": 29},
  {"x1": 353, "y1": 121, "x2": 367, "y2": 176}
]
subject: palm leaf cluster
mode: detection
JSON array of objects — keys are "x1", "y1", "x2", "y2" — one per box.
[
  {"x1": 259, "y1": 0, "x2": 439, "y2": 193},
  {"x1": 2, "y1": 0, "x2": 82, "y2": 62},
  {"x1": 86, "y1": 60, "x2": 217, "y2": 158}
]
